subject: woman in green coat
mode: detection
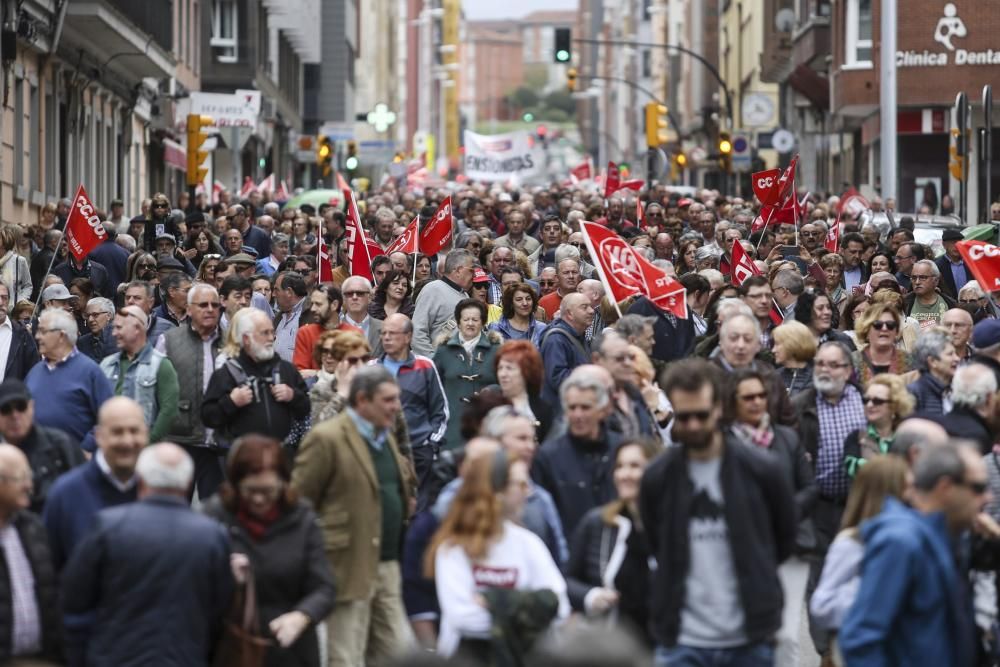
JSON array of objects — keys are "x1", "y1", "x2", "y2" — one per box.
[{"x1": 433, "y1": 298, "x2": 502, "y2": 450}]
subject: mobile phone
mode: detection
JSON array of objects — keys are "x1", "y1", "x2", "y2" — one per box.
[{"x1": 780, "y1": 245, "x2": 800, "y2": 258}]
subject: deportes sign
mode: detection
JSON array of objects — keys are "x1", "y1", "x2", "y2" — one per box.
[{"x1": 463, "y1": 130, "x2": 544, "y2": 182}]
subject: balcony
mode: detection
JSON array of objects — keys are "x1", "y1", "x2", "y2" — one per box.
[
  {"x1": 107, "y1": 0, "x2": 172, "y2": 53},
  {"x1": 62, "y1": 0, "x2": 175, "y2": 80},
  {"x1": 759, "y1": 0, "x2": 795, "y2": 83},
  {"x1": 793, "y1": 14, "x2": 831, "y2": 71}
]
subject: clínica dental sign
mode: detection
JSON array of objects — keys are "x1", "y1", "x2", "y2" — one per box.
[{"x1": 897, "y1": 2, "x2": 1000, "y2": 67}]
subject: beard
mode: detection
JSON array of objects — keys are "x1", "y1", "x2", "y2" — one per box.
[
  {"x1": 813, "y1": 374, "x2": 846, "y2": 397},
  {"x1": 672, "y1": 425, "x2": 715, "y2": 451},
  {"x1": 248, "y1": 340, "x2": 275, "y2": 362}
]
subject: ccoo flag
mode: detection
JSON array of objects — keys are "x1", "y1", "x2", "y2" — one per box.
[{"x1": 64, "y1": 184, "x2": 108, "y2": 262}]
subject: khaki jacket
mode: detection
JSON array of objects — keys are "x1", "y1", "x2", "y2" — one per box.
[{"x1": 292, "y1": 410, "x2": 415, "y2": 601}]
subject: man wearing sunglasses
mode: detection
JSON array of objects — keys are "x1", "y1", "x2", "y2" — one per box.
[{"x1": 640, "y1": 359, "x2": 795, "y2": 666}]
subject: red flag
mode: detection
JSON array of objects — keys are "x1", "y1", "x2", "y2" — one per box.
[
  {"x1": 275, "y1": 180, "x2": 291, "y2": 201},
  {"x1": 752, "y1": 192, "x2": 806, "y2": 232},
  {"x1": 342, "y1": 189, "x2": 374, "y2": 282},
  {"x1": 239, "y1": 176, "x2": 256, "y2": 198},
  {"x1": 366, "y1": 237, "x2": 385, "y2": 260},
  {"x1": 604, "y1": 162, "x2": 620, "y2": 199},
  {"x1": 956, "y1": 240, "x2": 1000, "y2": 291},
  {"x1": 580, "y1": 221, "x2": 687, "y2": 318},
  {"x1": 637, "y1": 200, "x2": 647, "y2": 230},
  {"x1": 336, "y1": 171, "x2": 351, "y2": 192},
  {"x1": 730, "y1": 242, "x2": 783, "y2": 325},
  {"x1": 570, "y1": 160, "x2": 592, "y2": 182},
  {"x1": 257, "y1": 173, "x2": 274, "y2": 193},
  {"x1": 317, "y1": 235, "x2": 334, "y2": 283},
  {"x1": 419, "y1": 196, "x2": 453, "y2": 255},
  {"x1": 619, "y1": 178, "x2": 644, "y2": 192},
  {"x1": 824, "y1": 212, "x2": 841, "y2": 252},
  {"x1": 837, "y1": 187, "x2": 871, "y2": 218},
  {"x1": 64, "y1": 185, "x2": 108, "y2": 262},
  {"x1": 386, "y1": 216, "x2": 420, "y2": 255},
  {"x1": 751, "y1": 158, "x2": 797, "y2": 208}
]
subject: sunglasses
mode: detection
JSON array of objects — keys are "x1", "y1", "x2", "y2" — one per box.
[
  {"x1": 539, "y1": 280, "x2": 557, "y2": 287},
  {"x1": 152, "y1": 203, "x2": 169, "y2": 209},
  {"x1": 872, "y1": 320, "x2": 898, "y2": 331},
  {"x1": 864, "y1": 396, "x2": 890, "y2": 406},
  {"x1": 673, "y1": 410, "x2": 712, "y2": 424},
  {"x1": 193, "y1": 301, "x2": 221, "y2": 309},
  {"x1": 0, "y1": 399, "x2": 28, "y2": 415},
  {"x1": 203, "y1": 254, "x2": 222, "y2": 260},
  {"x1": 343, "y1": 291, "x2": 370, "y2": 298}
]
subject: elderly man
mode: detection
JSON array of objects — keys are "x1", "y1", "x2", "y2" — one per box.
[
  {"x1": 61, "y1": 443, "x2": 233, "y2": 666},
  {"x1": 340, "y1": 275, "x2": 384, "y2": 355},
  {"x1": 533, "y1": 366, "x2": 624, "y2": 535},
  {"x1": 0, "y1": 444, "x2": 63, "y2": 664},
  {"x1": 273, "y1": 271, "x2": 309, "y2": 362},
  {"x1": 100, "y1": 306, "x2": 180, "y2": 443},
  {"x1": 202, "y1": 308, "x2": 309, "y2": 445},
  {"x1": 411, "y1": 250, "x2": 475, "y2": 356},
  {"x1": 527, "y1": 216, "x2": 565, "y2": 277},
  {"x1": 539, "y1": 291, "x2": 593, "y2": 411},
  {"x1": 123, "y1": 281, "x2": 175, "y2": 342},
  {"x1": 937, "y1": 363, "x2": 997, "y2": 454},
  {"x1": 293, "y1": 366, "x2": 416, "y2": 667},
  {"x1": 936, "y1": 228, "x2": 974, "y2": 300},
  {"x1": 578, "y1": 278, "x2": 605, "y2": 341},
  {"x1": 227, "y1": 203, "x2": 271, "y2": 259},
  {"x1": 904, "y1": 259, "x2": 954, "y2": 328},
  {"x1": 26, "y1": 309, "x2": 112, "y2": 452},
  {"x1": 78, "y1": 297, "x2": 117, "y2": 361},
  {"x1": 495, "y1": 209, "x2": 540, "y2": 255},
  {"x1": 772, "y1": 269, "x2": 805, "y2": 321},
  {"x1": 39, "y1": 284, "x2": 77, "y2": 314},
  {"x1": 153, "y1": 272, "x2": 191, "y2": 328},
  {"x1": 539, "y1": 257, "x2": 582, "y2": 319},
  {"x1": 43, "y1": 397, "x2": 146, "y2": 569},
  {"x1": 483, "y1": 246, "x2": 514, "y2": 304},
  {"x1": 377, "y1": 313, "x2": 447, "y2": 483},
  {"x1": 591, "y1": 330, "x2": 658, "y2": 438},
  {"x1": 942, "y1": 308, "x2": 975, "y2": 358},
  {"x1": 256, "y1": 233, "x2": 290, "y2": 277}
]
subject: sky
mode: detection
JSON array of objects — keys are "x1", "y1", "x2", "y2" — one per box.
[{"x1": 463, "y1": 0, "x2": 577, "y2": 20}]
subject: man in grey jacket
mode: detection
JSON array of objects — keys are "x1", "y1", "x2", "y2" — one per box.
[{"x1": 410, "y1": 250, "x2": 475, "y2": 356}]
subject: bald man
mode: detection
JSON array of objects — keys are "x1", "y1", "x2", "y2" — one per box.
[
  {"x1": 539, "y1": 292, "x2": 594, "y2": 411},
  {"x1": 0, "y1": 444, "x2": 62, "y2": 662},
  {"x1": 942, "y1": 308, "x2": 975, "y2": 358},
  {"x1": 43, "y1": 397, "x2": 147, "y2": 569}
]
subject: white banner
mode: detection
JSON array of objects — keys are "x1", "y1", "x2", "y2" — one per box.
[
  {"x1": 462, "y1": 130, "x2": 544, "y2": 182},
  {"x1": 183, "y1": 89, "x2": 262, "y2": 127}
]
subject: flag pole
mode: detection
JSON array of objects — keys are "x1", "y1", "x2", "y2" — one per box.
[
  {"x1": 412, "y1": 215, "x2": 420, "y2": 285},
  {"x1": 31, "y1": 232, "x2": 68, "y2": 319},
  {"x1": 753, "y1": 204, "x2": 778, "y2": 255}
]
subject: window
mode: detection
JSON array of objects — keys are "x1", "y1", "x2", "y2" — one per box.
[
  {"x1": 211, "y1": 0, "x2": 237, "y2": 63},
  {"x1": 29, "y1": 83, "x2": 39, "y2": 192},
  {"x1": 845, "y1": 0, "x2": 872, "y2": 67},
  {"x1": 45, "y1": 84, "x2": 56, "y2": 194},
  {"x1": 642, "y1": 49, "x2": 652, "y2": 78},
  {"x1": 13, "y1": 76, "x2": 23, "y2": 187}
]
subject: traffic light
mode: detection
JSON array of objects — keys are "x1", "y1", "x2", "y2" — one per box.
[
  {"x1": 950, "y1": 129, "x2": 966, "y2": 180},
  {"x1": 316, "y1": 135, "x2": 333, "y2": 177},
  {"x1": 718, "y1": 131, "x2": 733, "y2": 172},
  {"x1": 644, "y1": 102, "x2": 669, "y2": 148},
  {"x1": 567, "y1": 68, "x2": 577, "y2": 93},
  {"x1": 185, "y1": 114, "x2": 213, "y2": 187},
  {"x1": 674, "y1": 152, "x2": 688, "y2": 169},
  {"x1": 554, "y1": 28, "x2": 572, "y2": 63},
  {"x1": 345, "y1": 141, "x2": 359, "y2": 172}
]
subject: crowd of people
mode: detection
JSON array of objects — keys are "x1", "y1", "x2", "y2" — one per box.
[{"x1": 2, "y1": 181, "x2": 1000, "y2": 667}]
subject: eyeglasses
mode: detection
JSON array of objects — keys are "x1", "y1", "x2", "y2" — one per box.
[
  {"x1": 238, "y1": 483, "x2": 284, "y2": 500},
  {"x1": 84, "y1": 311, "x2": 110, "y2": 320},
  {"x1": 570, "y1": 242, "x2": 585, "y2": 248},
  {"x1": 539, "y1": 280, "x2": 557, "y2": 287},
  {"x1": 345, "y1": 355, "x2": 370, "y2": 365},
  {"x1": 193, "y1": 301, "x2": 222, "y2": 309},
  {"x1": 815, "y1": 361, "x2": 850, "y2": 370},
  {"x1": 137, "y1": 262, "x2": 157, "y2": 270},
  {"x1": 872, "y1": 320, "x2": 899, "y2": 331},
  {"x1": 673, "y1": 410, "x2": 713, "y2": 424},
  {"x1": 864, "y1": 396, "x2": 890, "y2": 406},
  {"x1": 152, "y1": 203, "x2": 169, "y2": 209},
  {"x1": 911, "y1": 274, "x2": 935, "y2": 282},
  {"x1": 738, "y1": 391, "x2": 768, "y2": 403},
  {"x1": 343, "y1": 291, "x2": 370, "y2": 298},
  {"x1": 0, "y1": 399, "x2": 28, "y2": 415}
]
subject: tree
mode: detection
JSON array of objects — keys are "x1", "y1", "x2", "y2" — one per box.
[
  {"x1": 544, "y1": 90, "x2": 576, "y2": 115},
  {"x1": 508, "y1": 86, "x2": 540, "y2": 110}
]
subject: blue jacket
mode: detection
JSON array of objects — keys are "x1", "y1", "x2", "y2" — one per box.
[
  {"x1": 78, "y1": 322, "x2": 118, "y2": 362},
  {"x1": 42, "y1": 458, "x2": 137, "y2": 570},
  {"x1": 539, "y1": 319, "x2": 589, "y2": 411},
  {"x1": 379, "y1": 352, "x2": 448, "y2": 450},
  {"x1": 61, "y1": 495, "x2": 233, "y2": 667},
  {"x1": 907, "y1": 372, "x2": 950, "y2": 416},
  {"x1": 839, "y1": 497, "x2": 975, "y2": 667},
  {"x1": 88, "y1": 239, "x2": 130, "y2": 291},
  {"x1": 490, "y1": 316, "x2": 547, "y2": 347}
]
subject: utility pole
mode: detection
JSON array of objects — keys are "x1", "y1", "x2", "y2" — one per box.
[{"x1": 880, "y1": 0, "x2": 897, "y2": 202}]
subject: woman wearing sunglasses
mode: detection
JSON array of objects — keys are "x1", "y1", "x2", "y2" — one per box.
[
  {"x1": 851, "y1": 302, "x2": 914, "y2": 388},
  {"x1": 308, "y1": 329, "x2": 372, "y2": 425},
  {"x1": 842, "y1": 374, "x2": 914, "y2": 481}
]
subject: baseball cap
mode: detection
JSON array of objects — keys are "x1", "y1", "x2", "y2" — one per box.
[
  {"x1": 41, "y1": 284, "x2": 78, "y2": 302},
  {"x1": 0, "y1": 379, "x2": 31, "y2": 409},
  {"x1": 972, "y1": 319, "x2": 1000, "y2": 349},
  {"x1": 472, "y1": 267, "x2": 490, "y2": 283}
]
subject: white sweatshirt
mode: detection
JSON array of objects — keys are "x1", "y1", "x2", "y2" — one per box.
[{"x1": 434, "y1": 521, "x2": 570, "y2": 657}]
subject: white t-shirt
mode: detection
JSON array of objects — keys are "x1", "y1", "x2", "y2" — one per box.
[{"x1": 434, "y1": 520, "x2": 570, "y2": 657}]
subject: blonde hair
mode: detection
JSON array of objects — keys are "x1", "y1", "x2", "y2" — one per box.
[
  {"x1": 867, "y1": 373, "x2": 915, "y2": 424},
  {"x1": 772, "y1": 320, "x2": 818, "y2": 363},
  {"x1": 630, "y1": 345, "x2": 655, "y2": 383},
  {"x1": 855, "y1": 301, "x2": 902, "y2": 343}
]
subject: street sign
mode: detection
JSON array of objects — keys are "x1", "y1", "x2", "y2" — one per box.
[
  {"x1": 185, "y1": 90, "x2": 261, "y2": 127},
  {"x1": 732, "y1": 133, "x2": 752, "y2": 171},
  {"x1": 320, "y1": 122, "x2": 355, "y2": 141},
  {"x1": 772, "y1": 129, "x2": 796, "y2": 153}
]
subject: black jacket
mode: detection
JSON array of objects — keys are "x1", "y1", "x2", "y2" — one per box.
[
  {"x1": 936, "y1": 406, "x2": 993, "y2": 454},
  {"x1": 202, "y1": 351, "x2": 310, "y2": 443},
  {"x1": 52, "y1": 258, "x2": 112, "y2": 299},
  {"x1": 18, "y1": 424, "x2": 84, "y2": 513},
  {"x1": 627, "y1": 296, "x2": 695, "y2": 364},
  {"x1": 61, "y1": 495, "x2": 233, "y2": 667},
  {"x1": 0, "y1": 511, "x2": 62, "y2": 663},
  {"x1": 78, "y1": 322, "x2": 118, "y2": 362},
  {"x1": 202, "y1": 498, "x2": 336, "y2": 667},
  {"x1": 532, "y1": 426, "x2": 624, "y2": 536},
  {"x1": 639, "y1": 433, "x2": 796, "y2": 647},
  {"x1": 935, "y1": 254, "x2": 973, "y2": 301},
  {"x1": 4, "y1": 319, "x2": 40, "y2": 380}
]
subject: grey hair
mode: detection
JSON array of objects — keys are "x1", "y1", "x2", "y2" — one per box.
[
  {"x1": 653, "y1": 259, "x2": 674, "y2": 273},
  {"x1": 187, "y1": 283, "x2": 219, "y2": 306},
  {"x1": 455, "y1": 231, "x2": 483, "y2": 249},
  {"x1": 348, "y1": 365, "x2": 397, "y2": 407},
  {"x1": 959, "y1": 280, "x2": 985, "y2": 299},
  {"x1": 443, "y1": 249, "x2": 474, "y2": 274},
  {"x1": 554, "y1": 243, "x2": 582, "y2": 265},
  {"x1": 233, "y1": 307, "x2": 264, "y2": 343},
  {"x1": 912, "y1": 442, "x2": 970, "y2": 492},
  {"x1": 715, "y1": 298, "x2": 753, "y2": 322},
  {"x1": 126, "y1": 280, "x2": 156, "y2": 299},
  {"x1": 914, "y1": 259, "x2": 940, "y2": 278},
  {"x1": 720, "y1": 312, "x2": 762, "y2": 339},
  {"x1": 375, "y1": 208, "x2": 396, "y2": 223},
  {"x1": 951, "y1": 363, "x2": 998, "y2": 409},
  {"x1": 481, "y1": 406, "x2": 533, "y2": 439},
  {"x1": 116, "y1": 235, "x2": 137, "y2": 253},
  {"x1": 772, "y1": 269, "x2": 805, "y2": 296},
  {"x1": 135, "y1": 443, "x2": 194, "y2": 492},
  {"x1": 559, "y1": 366, "x2": 611, "y2": 411},
  {"x1": 591, "y1": 329, "x2": 625, "y2": 357},
  {"x1": 271, "y1": 233, "x2": 290, "y2": 247},
  {"x1": 911, "y1": 327, "x2": 954, "y2": 371},
  {"x1": 88, "y1": 297, "x2": 116, "y2": 317},
  {"x1": 40, "y1": 309, "x2": 78, "y2": 345},
  {"x1": 615, "y1": 314, "x2": 657, "y2": 340}
]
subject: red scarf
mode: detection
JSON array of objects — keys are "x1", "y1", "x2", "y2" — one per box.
[{"x1": 237, "y1": 504, "x2": 281, "y2": 541}]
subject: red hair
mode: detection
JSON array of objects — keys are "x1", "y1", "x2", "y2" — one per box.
[
  {"x1": 494, "y1": 340, "x2": 543, "y2": 396},
  {"x1": 219, "y1": 435, "x2": 298, "y2": 512}
]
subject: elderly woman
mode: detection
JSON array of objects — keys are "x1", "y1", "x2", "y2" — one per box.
[
  {"x1": 434, "y1": 298, "x2": 501, "y2": 451},
  {"x1": 821, "y1": 252, "x2": 848, "y2": 314},
  {"x1": 795, "y1": 290, "x2": 855, "y2": 349},
  {"x1": 308, "y1": 329, "x2": 372, "y2": 424},
  {"x1": 490, "y1": 283, "x2": 547, "y2": 345},
  {"x1": 203, "y1": 435, "x2": 336, "y2": 667},
  {"x1": 842, "y1": 374, "x2": 914, "y2": 479},
  {"x1": 852, "y1": 302, "x2": 915, "y2": 387},
  {"x1": 772, "y1": 320, "x2": 817, "y2": 395},
  {"x1": 906, "y1": 327, "x2": 959, "y2": 414}
]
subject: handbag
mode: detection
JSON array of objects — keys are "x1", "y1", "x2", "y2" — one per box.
[{"x1": 213, "y1": 566, "x2": 272, "y2": 667}]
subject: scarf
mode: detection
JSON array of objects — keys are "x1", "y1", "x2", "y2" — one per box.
[
  {"x1": 237, "y1": 504, "x2": 281, "y2": 542},
  {"x1": 316, "y1": 369, "x2": 337, "y2": 387},
  {"x1": 731, "y1": 414, "x2": 774, "y2": 449},
  {"x1": 461, "y1": 332, "x2": 481, "y2": 357}
]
